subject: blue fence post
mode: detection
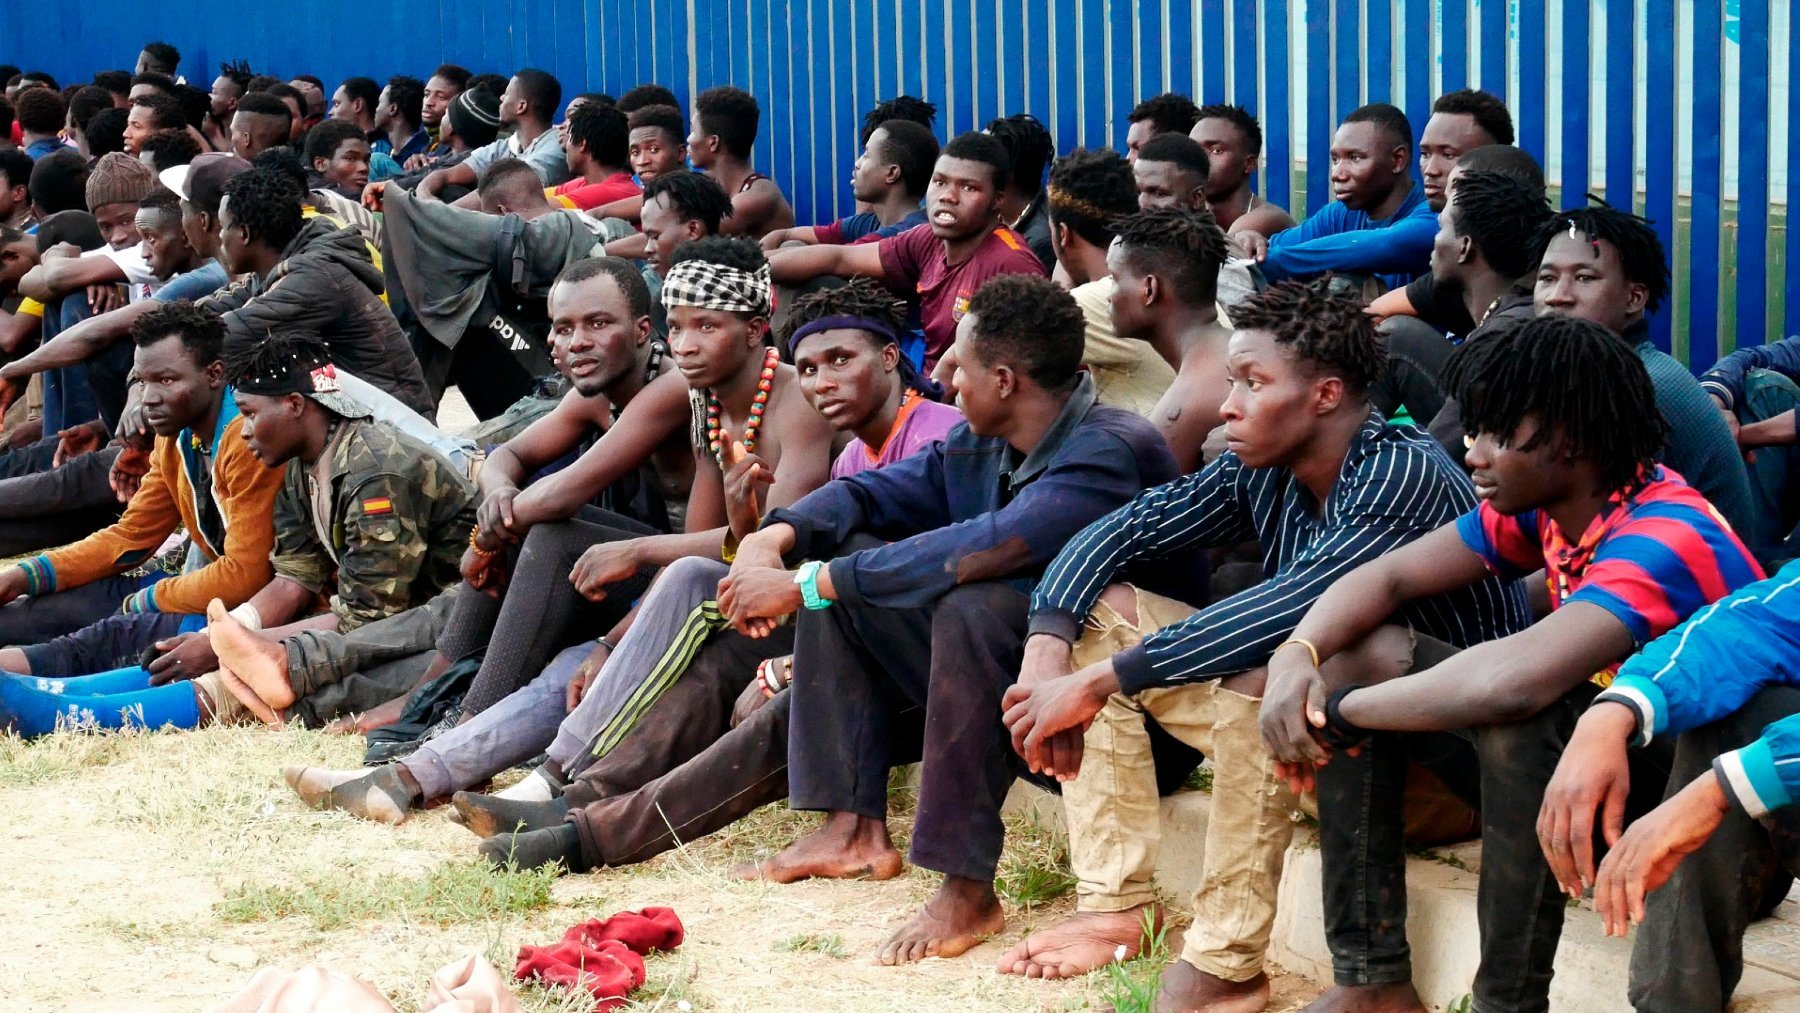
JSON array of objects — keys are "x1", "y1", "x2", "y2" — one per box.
[
  {"x1": 1560, "y1": 0, "x2": 1589, "y2": 209},
  {"x1": 1736, "y1": 0, "x2": 1769, "y2": 354},
  {"x1": 1602, "y1": 0, "x2": 1634, "y2": 211},
  {"x1": 1441, "y1": 0, "x2": 1468, "y2": 93},
  {"x1": 1515, "y1": 0, "x2": 1545, "y2": 163},
  {"x1": 1645, "y1": 0, "x2": 1677, "y2": 351},
  {"x1": 1202, "y1": 0, "x2": 1227, "y2": 103},
  {"x1": 1264, "y1": 0, "x2": 1292, "y2": 209},
  {"x1": 1306, "y1": 0, "x2": 1332, "y2": 216},
  {"x1": 1689, "y1": 0, "x2": 1722, "y2": 369}
]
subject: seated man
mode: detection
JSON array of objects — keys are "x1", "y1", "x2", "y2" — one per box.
[
  {"x1": 0, "y1": 333, "x2": 477, "y2": 736},
  {"x1": 688, "y1": 86, "x2": 793, "y2": 238},
  {"x1": 1124, "y1": 92, "x2": 1201, "y2": 163},
  {"x1": 453, "y1": 278, "x2": 963, "y2": 869},
  {"x1": 1700, "y1": 334, "x2": 1800, "y2": 552},
  {"x1": 1189, "y1": 104, "x2": 1296, "y2": 236},
  {"x1": 1260, "y1": 315, "x2": 1763, "y2": 1013},
  {"x1": 0, "y1": 302, "x2": 282, "y2": 661},
  {"x1": 283, "y1": 237, "x2": 836, "y2": 823},
  {"x1": 545, "y1": 101, "x2": 638, "y2": 211},
  {"x1": 1236, "y1": 103, "x2": 1434, "y2": 291},
  {"x1": 759, "y1": 119, "x2": 936, "y2": 249},
  {"x1": 1107, "y1": 206, "x2": 1234, "y2": 473},
  {"x1": 1531, "y1": 203, "x2": 1760, "y2": 552},
  {"x1": 727, "y1": 274, "x2": 1185, "y2": 965},
  {"x1": 230, "y1": 92, "x2": 294, "y2": 162},
  {"x1": 1045, "y1": 147, "x2": 1176, "y2": 417},
  {"x1": 303, "y1": 120, "x2": 371, "y2": 200},
  {"x1": 208, "y1": 256, "x2": 695, "y2": 738},
  {"x1": 768, "y1": 132, "x2": 1046, "y2": 372},
  {"x1": 1539, "y1": 559, "x2": 1800, "y2": 1012},
  {"x1": 197, "y1": 167, "x2": 434, "y2": 418},
  {"x1": 996, "y1": 280, "x2": 1527, "y2": 1006},
  {"x1": 985, "y1": 113, "x2": 1057, "y2": 272},
  {"x1": 1133, "y1": 132, "x2": 1210, "y2": 213},
  {"x1": 577, "y1": 103, "x2": 691, "y2": 227},
  {"x1": 418, "y1": 69, "x2": 573, "y2": 205}
]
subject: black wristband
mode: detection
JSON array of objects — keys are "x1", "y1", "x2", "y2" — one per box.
[{"x1": 1320, "y1": 685, "x2": 1374, "y2": 751}]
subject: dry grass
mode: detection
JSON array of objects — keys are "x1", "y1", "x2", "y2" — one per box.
[{"x1": 0, "y1": 723, "x2": 1326, "y2": 1011}]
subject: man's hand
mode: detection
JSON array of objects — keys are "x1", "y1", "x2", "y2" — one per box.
[
  {"x1": 1593, "y1": 772, "x2": 1731, "y2": 937},
  {"x1": 1017, "y1": 634, "x2": 1074, "y2": 691},
  {"x1": 1231, "y1": 230, "x2": 1270, "y2": 262},
  {"x1": 721, "y1": 440, "x2": 774, "y2": 541},
  {"x1": 145, "y1": 630, "x2": 221, "y2": 685},
  {"x1": 1001, "y1": 663, "x2": 1117, "y2": 781},
  {"x1": 402, "y1": 153, "x2": 435, "y2": 172},
  {"x1": 41, "y1": 242, "x2": 78, "y2": 261},
  {"x1": 1261, "y1": 643, "x2": 1332, "y2": 795},
  {"x1": 728, "y1": 524, "x2": 791, "y2": 576},
  {"x1": 718, "y1": 564, "x2": 801, "y2": 638},
  {"x1": 0, "y1": 373, "x2": 22, "y2": 417},
  {"x1": 52, "y1": 421, "x2": 105, "y2": 468},
  {"x1": 461, "y1": 544, "x2": 507, "y2": 594},
  {"x1": 568, "y1": 540, "x2": 643, "y2": 601},
  {"x1": 1538, "y1": 702, "x2": 1639, "y2": 896},
  {"x1": 87, "y1": 284, "x2": 124, "y2": 315},
  {"x1": 0, "y1": 567, "x2": 28, "y2": 606},
  {"x1": 361, "y1": 181, "x2": 389, "y2": 211},
  {"x1": 564, "y1": 639, "x2": 614, "y2": 713},
  {"x1": 475, "y1": 486, "x2": 521, "y2": 544},
  {"x1": 109, "y1": 443, "x2": 152, "y2": 502}
]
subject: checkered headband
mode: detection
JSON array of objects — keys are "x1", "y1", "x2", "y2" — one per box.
[{"x1": 661, "y1": 259, "x2": 773, "y2": 317}]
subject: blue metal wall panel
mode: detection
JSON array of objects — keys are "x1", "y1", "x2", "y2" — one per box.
[
  {"x1": 5, "y1": 0, "x2": 1780, "y2": 369},
  {"x1": 1789, "y1": 1, "x2": 1800, "y2": 340}
]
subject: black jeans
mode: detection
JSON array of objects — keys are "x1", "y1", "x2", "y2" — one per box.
[
  {"x1": 0, "y1": 445, "x2": 123, "y2": 556},
  {"x1": 788, "y1": 577, "x2": 1028, "y2": 883},
  {"x1": 0, "y1": 573, "x2": 144, "y2": 651},
  {"x1": 1319, "y1": 649, "x2": 1672, "y2": 1013},
  {"x1": 18, "y1": 610, "x2": 187, "y2": 676},
  {"x1": 1368, "y1": 316, "x2": 1456, "y2": 426},
  {"x1": 1629, "y1": 685, "x2": 1800, "y2": 1013}
]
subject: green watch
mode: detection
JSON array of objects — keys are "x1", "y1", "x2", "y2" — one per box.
[{"x1": 794, "y1": 560, "x2": 833, "y2": 610}]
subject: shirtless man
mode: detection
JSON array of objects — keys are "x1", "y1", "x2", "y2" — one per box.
[
  {"x1": 1190, "y1": 105, "x2": 1296, "y2": 236},
  {"x1": 688, "y1": 86, "x2": 794, "y2": 239}
]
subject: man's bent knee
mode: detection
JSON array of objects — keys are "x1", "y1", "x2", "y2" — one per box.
[{"x1": 1095, "y1": 584, "x2": 1139, "y2": 627}]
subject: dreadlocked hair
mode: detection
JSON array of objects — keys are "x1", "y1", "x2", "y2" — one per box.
[
  {"x1": 1113, "y1": 205, "x2": 1230, "y2": 305},
  {"x1": 781, "y1": 277, "x2": 945, "y2": 401},
  {"x1": 1045, "y1": 147, "x2": 1137, "y2": 248},
  {"x1": 1229, "y1": 278, "x2": 1386, "y2": 395},
  {"x1": 1443, "y1": 313, "x2": 1664, "y2": 491},
  {"x1": 1529, "y1": 199, "x2": 1670, "y2": 314},
  {"x1": 1448, "y1": 169, "x2": 1553, "y2": 279},
  {"x1": 222, "y1": 328, "x2": 331, "y2": 390}
]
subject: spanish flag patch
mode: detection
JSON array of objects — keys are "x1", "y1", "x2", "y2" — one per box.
[{"x1": 362, "y1": 497, "x2": 394, "y2": 516}]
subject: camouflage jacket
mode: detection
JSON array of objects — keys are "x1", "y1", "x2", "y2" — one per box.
[{"x1": 271, "y1": 418, "x2": 478, "y2": 630}]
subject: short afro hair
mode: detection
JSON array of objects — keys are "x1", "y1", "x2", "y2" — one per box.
[
  {"x1": 0, "y1": 149, "x2": 33, "y2": 191},
  {"x1": 219, "y1": 166, "x2": 305, "y2": 249},
  {"x1": 860, "y1": 95, "x2": 937, "y2": 146},
  {"x1": 1447, "y1": 169, "x2": 1554, "y2": 279},
  {"x1": 512, "y1": 68, "x2": 564, "y2": 120},
  {"x1": 643, "y1": 170, "x2": 734, "y2": 234},
  {"x1": 567, "y1": 101, "x2": 630, "y2": 166},
  {"x1": 1046, "y1": 147, "x2": 1138, "y2": 248},
  {"x1": 336, "y1": 76, "x2": 380, "y2": 114},
  {"x1": 1343, "y1": 102, "x2": 1413, "y2": 151},
  {"x1": 1228, "y1": 278, "x2": 1387, "y2": 395},
  {"x1": 694, "y1": 86, "x2": 760, "y2": 159},
  {"x1": 626, "y1": 103, "x2": 684, "y2": 143},
  {"x1": 93, "y1": 70, "x2": 132, "y2": 97},
  {"x1": 1114, "y1": 205, "x2": 1232, "y2": 306},
  {"x1": 15, "y1": 87, "x2": 65, "y2": 135},
  {"x1": 984, "y1": 113, "x2": 1052, "y2": 193},
  {"x1": 617, "y1": 83, "x2": 679, "y2": 114},
  {"x1": 553, "y1": 255, "x2": 653, "y2": 321},
  {"x1": 131, "y1": 299, "x2": 224, "y2": 367},
  {"x1": 84, "y1": 108, "x2": 129, "y2": 157},
  {"x1": 1432, "y1": 88, "x2": 1515, "y2": 146},
  {"x1": 130, "y1": 92, "x2": 186, "y2": 131},
  {"x1": 1195, "y1": 104, "x2": 1263, "y2": 156},
  {"x1": 139, "y1": 129, "x2": 203, "y2": 172},
  {"x1": 871, "y1": 119, "x2": 940, "y2": 197},
  {"x1": 1455, "y1": 144, "x2": 1546, "y2": 191},
  {"x1": 140, "y1": 42, "x2": 181, "y2": 77},
  {"x1": 432, "y1": 64, "x2": 472, "y2": 91},
  {"x1": 942, "y1": 131, "x2": 1013, "y2": 194},
  {"x1": 236, "y1": 91, "x2": 293, "y2": 126},
  {"x1": 69, "y1": 85, "x2": 115, "y2": 131},
  {"x1": 383, "y1": 75, "x2": 425, "y2": 126},
  {"x1": 1127, "y1": 92, "x2": 1201, "y2": 134},
  {"x1": 1136, "y1": 133, "x2": 1210, "y2": 180},
  {"x1": 964, "y1": 274, "x2": 1086, "y2": 390},
  {"x1": 29, "y1": 148, "x2": 90, "y2": 215},
  {"x1": 303, "y1": 119, "x2": 367, "y2": 165},
  {"x1": 130, "y1": 72, "x2": 175, "y2": 96}
]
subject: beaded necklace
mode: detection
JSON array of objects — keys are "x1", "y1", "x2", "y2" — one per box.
[{"x1": 705, "y1": 345, "x2": 781, "y2": 464}]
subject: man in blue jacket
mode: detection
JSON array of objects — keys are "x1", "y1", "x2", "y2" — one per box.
[
  {"x1": 1235, "y1": 103, "x2": 1436, "y2": 292},
  {"x1": 717, "y1": 274, "x2": 1191, "y2": 967},
  {"x1": 1539, "y1": 561, "x2": 1800, "y2": 1013}
]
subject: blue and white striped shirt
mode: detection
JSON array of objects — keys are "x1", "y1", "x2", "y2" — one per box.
[{"x1": 1029, "y1": 413, "x2": 1532, "y2": 693}]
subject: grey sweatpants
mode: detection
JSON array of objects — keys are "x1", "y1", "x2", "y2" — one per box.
[{"x1": 399, "y1": 555, "x2": 728, "y2": 798}]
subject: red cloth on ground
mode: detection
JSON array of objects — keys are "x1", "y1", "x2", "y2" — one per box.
[{"x1": 513, "y1": 908, "x2": 684, "y2": 1011}]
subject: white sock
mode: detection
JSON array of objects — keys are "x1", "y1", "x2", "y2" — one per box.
[{"x1": 494, "y1": 769, "x2": 554, "y2": 801}]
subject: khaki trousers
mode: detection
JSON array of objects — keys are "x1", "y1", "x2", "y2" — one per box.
[{"x1": 1061, "y1": 585, "x2": 1298, "y2": 982}]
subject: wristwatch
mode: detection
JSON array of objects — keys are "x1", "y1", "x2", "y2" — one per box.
[{"x1": 793, "y1": 560, "x2": 833, "y2": 610}]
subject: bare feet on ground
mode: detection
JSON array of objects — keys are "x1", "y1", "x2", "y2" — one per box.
[
  {"x1": 212, "y1": 664, "x2": 283, "y2": 726},
  {"x1": 995, "y1": 905, "x2": 1163, "y2": 979},
  {"x1": 1155, "y1": 958, "x2": 1270, "y2": 1013},
  {"x1": 730, "y1": 811, "x2": 904, "y2": 883},
  {"x1": 1301, "y1": 983, "x2": 1428, "y2": 1013},
  {"x1": 207, "y1": 599, "x2": 296, "y2": 711},
  {"x1": 877, "y1": 876, "x2": 1006, "y2": 965}
]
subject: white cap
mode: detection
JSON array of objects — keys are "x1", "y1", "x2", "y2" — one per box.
[{"x1": 159, "y1": 163, "x2": 193, "y2": 202}]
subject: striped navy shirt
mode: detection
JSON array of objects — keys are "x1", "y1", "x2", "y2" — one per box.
[{"x1": 1029, "y1": 413, "x2": 1532, "y2": 693}]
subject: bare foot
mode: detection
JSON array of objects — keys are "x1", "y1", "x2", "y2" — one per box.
[
  {"x1": 877, "y1": 876, "x2": 1006, "y2": 965},
  {"x1": 731, "y1": 811, "x2": 903, "y2": 883},
  {"x1": 996, "y1": 905, "x2": 1162, "y2": 979},
  {"x1": 1155, "y1": 959, "x2": 1269, "y2": 1013},
  {"x1": 1301, "y1": 983, "x2": 1427, "y2": 1013},
  {"x1": 213, "y1": 663, "x2": 283, "y2": 726},
  {"x1": 207, "y1": 599, "x2": 295, "y2": 711}
]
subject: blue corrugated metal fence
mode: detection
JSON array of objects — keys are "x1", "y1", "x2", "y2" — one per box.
[{"x1": 7, "y1": 0, "x2": 1785, "y2": 369}]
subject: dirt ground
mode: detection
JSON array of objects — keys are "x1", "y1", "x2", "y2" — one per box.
[{"x1": 0, "y1": 722, "x2": 1324, "y2": 1011}]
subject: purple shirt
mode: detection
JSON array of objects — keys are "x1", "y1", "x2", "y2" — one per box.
[{"x1": 831, "y1": 396, "x2": 963, "y2": 479}]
